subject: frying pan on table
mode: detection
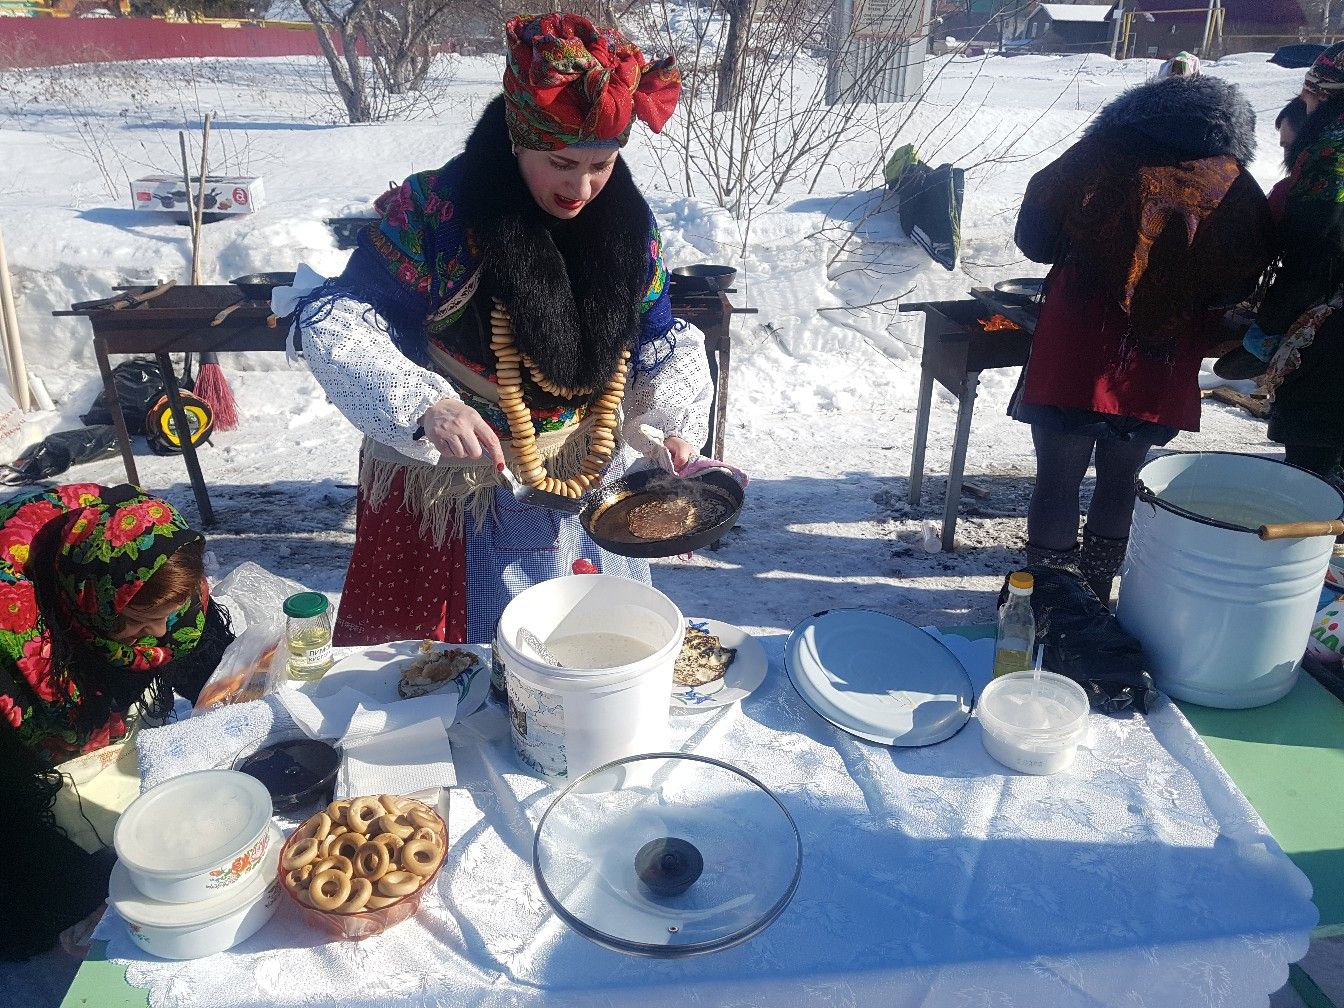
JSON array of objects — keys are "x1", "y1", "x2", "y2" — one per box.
[
  {"x1": 230, "y1": 272, "x2": 297, "y2": 301},
  {"x1": 505, "y1": 466, "x2": 745, "y2": 558}
]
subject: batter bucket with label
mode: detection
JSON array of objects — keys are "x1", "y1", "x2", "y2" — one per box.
[
  {"x1": 1117, "y1": 451, "x2": 1344, "y2": 708},
  {"x1": 495, "y1": 575, "x2": 684, "y2": 782}
]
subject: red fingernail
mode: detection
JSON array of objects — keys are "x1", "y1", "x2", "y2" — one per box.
[{"x1": 497, "y1": 462, "x2": 505, "y2": 472}]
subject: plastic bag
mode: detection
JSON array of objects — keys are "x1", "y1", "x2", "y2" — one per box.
[
  {"x1": 0, "y1": 426, "x2": 119, "y2": 486},
  {"x1": 999, "y1": 565, "x2": 1159, "y2": 715},
  {"x1": 1308, "y1": 594, "x2": 1344, "y2": 666},
  {"x1": 194, "y1": 562, "x2": 308, "y2": 713},
  {"x1": 81, "y1": 358, "x2": 166, "y2": 434}
]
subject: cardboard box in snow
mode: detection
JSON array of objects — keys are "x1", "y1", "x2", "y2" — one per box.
[{"x1": 130, "y1": 176, "x2": 264, "y2": 215}]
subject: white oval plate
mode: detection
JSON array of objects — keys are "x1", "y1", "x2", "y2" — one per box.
[
  {"x1": 671, "y1": 618, "x2": 768, "y2": 712},
  {"x1": 785, "y1": 609, "x2": 972, "y2": 747},
  {"x1": 304, "y1": 640, "x2": 490, "y2": 723}
]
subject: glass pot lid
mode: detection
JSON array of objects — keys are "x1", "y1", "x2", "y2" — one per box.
[{"x1": 533, "y1": 752, "x2": 802, "y2": 958}]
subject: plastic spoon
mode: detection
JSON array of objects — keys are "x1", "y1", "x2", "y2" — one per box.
[{"x1": 517, "y1": 628, "x2": 566, "y2": 667}]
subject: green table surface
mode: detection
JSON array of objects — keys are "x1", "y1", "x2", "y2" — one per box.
[{"x1": 61, "y1": 624, "x2": 1344, "y2": 1006}]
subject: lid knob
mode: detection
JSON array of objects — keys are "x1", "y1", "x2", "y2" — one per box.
[{"x1": 635, "y1": 837, "x2": 703, "y2": 898}]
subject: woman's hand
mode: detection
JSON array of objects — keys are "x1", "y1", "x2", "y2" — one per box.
[
  {"x1": 419, "y1": 399, "x2": 505, "y2": 470},
  {"x1": 664, "y1": 436, "x2": 697, "y2": 474}
]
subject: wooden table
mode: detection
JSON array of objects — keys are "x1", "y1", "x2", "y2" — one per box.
[
  {"x1": 898, "y1": 290, "x2": 1034, "y2": 551},
  {"x1": 56, "y1": 283, "x2": 750, "y2": 530}
]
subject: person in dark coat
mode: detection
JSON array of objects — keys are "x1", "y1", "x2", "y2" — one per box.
[
  {"x1": 1257, "y1": 42, "x2": 1344, "y2": 485},
  {"x1": 1012, "y1": 73, "x2": 1274, "y2": 601}
]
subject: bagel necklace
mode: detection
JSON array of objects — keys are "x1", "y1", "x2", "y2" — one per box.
[{"x1": 490, "y1": 298, "x2": 628, "y2": 498}]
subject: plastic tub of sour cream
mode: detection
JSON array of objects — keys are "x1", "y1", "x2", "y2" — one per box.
[{"x1": 978, "y1": 670, "x2": 1090, "y2": 775}]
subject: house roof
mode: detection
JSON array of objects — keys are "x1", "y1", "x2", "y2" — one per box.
[
  {"x1": 1038, "y1": 3, "x2": 1112, "y2": 23},
  {"x1": 1123, "y1": 0, "x2": 1306, "y2": 27}
]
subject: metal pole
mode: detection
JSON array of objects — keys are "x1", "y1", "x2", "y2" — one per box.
[
  {"x1": 1201, "y1": 0, "x2": 1215, "y2": 55},
  {"x1": 1110, "y1": 1, "x2": 1125, "y2": 59}
]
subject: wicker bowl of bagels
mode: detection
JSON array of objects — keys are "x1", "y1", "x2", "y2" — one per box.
[{"x1": 278, "y1": 793, "x2": 447, "y2": 941}]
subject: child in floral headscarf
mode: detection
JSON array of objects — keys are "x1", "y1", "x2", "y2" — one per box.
[{"x1": 0, "y1": 483, "x2": 233, "y2": 960}]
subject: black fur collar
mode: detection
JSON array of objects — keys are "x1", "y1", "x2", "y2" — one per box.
[
  {"x1": 457, "y1": 96, "x2": 650, "y2": 392},
  {"x1": 1085, "y1": 74, "x2": 1257, "y2": 165}
]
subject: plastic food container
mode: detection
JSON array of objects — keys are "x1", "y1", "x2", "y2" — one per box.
[
  {"x1": 280, "y1": 795, "x2": 448, "y2": 941},
  {"x1": 108, "y1": 822, "x2": 283, "y2": 960},
  {"x1": 977, "y1": 671, "x2": 1089, "y2": 775},
  {"x1": 114, "y1": 769, "x2": 274, "y2": 903},
  {"x1": 495, "y1": 574, "x2": 684, "y2": 782},
  {"x1": 231, "y1": 730, "x2": 342, "y2": 813}
]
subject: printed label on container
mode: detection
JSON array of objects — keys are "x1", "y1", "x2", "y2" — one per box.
[
  {"x1": 291, "y1": 642, "x2": 332, "y2": 669},
  {"x1": 505, "y1": 670, "x2": 568, "y2": 779}
]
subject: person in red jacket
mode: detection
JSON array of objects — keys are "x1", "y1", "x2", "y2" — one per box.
[{"x1": 1012, "y1": 73, "x2": 1274, "y2": 601}]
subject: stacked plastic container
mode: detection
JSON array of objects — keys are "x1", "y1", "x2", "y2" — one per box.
[{"x1": 107, "y1": 769, "x2": 282, "y2": 959}]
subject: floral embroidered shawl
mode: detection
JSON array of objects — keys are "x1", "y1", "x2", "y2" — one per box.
[{"x1": 0, "y1": 484, "x2": 205, "y2": 767}]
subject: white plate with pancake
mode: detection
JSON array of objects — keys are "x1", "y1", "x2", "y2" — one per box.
[
  {"x1": 305, "y1": 640, "x2": 490, "y2": 722},
  {"x1": 671, "y1": 618, "x2": 768, "y2": 712}
]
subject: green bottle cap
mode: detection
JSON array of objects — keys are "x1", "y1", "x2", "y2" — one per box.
[{"x1": 283, "y1": 592, "x2": 329, "y2": 619}]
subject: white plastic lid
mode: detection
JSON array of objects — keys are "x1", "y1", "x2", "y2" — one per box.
[
  {"x1": 109, "y1": 823, "x2": 282, "y2": 929},
  {"x1": 114, "y1": 769, "x2": 273, "y2": 878},
  {"x1": 979, "y1": 671, "x2": 1088, "y2": 742}
]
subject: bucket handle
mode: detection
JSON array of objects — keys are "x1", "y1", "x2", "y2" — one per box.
[
  {"x1": 1134, "y1": 479, "x2": 1259, "y2": 534},
  {"x1": 1258, "y1": 520, "x2": 1344, "y2": 541},
  {"x1": 1137, "y1": 480, "x2": 1344, "y2": 540}
]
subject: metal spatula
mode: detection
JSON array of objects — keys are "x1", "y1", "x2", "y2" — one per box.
[
  {"x1": 411, "y1": 426, "x2": 585, "y2": 513},
  {"x1": 500, "y1": 466, "x2": 585, "y2": 514}
]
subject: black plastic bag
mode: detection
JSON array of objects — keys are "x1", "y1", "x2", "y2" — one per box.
[
  {"x1": 81, "y1": 359, "x2": 167, "y2": 434},
  {"x1": 999, "y1": 565, "x2": 1159, "y2": 715},
  {"x1": 896, "y1": 162, "x2": 965, "y2": 272},
  {"x1": 0, "y1": 426, "x2": 119, "y2": 486}
]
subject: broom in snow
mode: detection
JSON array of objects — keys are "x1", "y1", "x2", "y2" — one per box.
[{"x1": 180, "y1": 114, "x2": 239, "y2": 431}]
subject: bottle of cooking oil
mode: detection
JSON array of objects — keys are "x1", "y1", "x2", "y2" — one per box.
[
  {"x1": 993, "y1": 571, "x2": 1035, "y2": 678},
  {"x1": 284, "y1": 592, "x2": 334, "y2": 681}
]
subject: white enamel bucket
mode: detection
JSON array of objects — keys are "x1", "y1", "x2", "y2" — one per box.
[
  {"x1": 495, "y1": 575, "x2": 684, "y2": 783},
  {"x1": 1117, "y1": 452, "x2": 1344, "y2": 708}
]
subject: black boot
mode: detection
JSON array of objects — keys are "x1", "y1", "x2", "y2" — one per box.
[
  {"x1": 1080, "y1": 527, "x2": 1128, "y2": 606},
  {"x1": 1024, "y1": 542, "x2": 1080, "y2": 570}
]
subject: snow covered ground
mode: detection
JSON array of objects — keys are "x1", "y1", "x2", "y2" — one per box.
[{"x1": 0, "y1": 45, "x2": 1326, "y2": 1006}]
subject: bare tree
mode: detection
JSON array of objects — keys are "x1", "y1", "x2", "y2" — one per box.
[
  {"x1": 637, "y1": 0, "x2": 931, "y2": 230},
  {"x1": 362, "y1": 0, "x2": 456, "y2": 95},
  {"x1": 299, "y1": 0, "x2": 460, "y2": 122},
  {"x1": 299, "y1": 0, "x2": 374, "y2": 123}
]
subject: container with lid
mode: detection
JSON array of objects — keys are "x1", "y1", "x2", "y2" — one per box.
[
  {"x1": 231, "y1": 729, "x2": 342, "y2": 813},
  {"x1": 978, "y1": 670, "x2": 1089, "y2": 775},
  {"x1": 109, "y1": 822, "x2": 284, "y2": 960},
  {"x1": 533, "y1": 752, "x2": 802, "y2": 957},
  {"x1": 113, "y1": 769, "x2": 274, "y2": 903},
  {"x1": 284, "y1": 591, "x2": 334, "y2": 681},
  {"x1": 993, "y1": 571, "x2": 1035, "y2": 679}
]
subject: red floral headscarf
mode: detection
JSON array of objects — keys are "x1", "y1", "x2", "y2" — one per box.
[
  {"x1": 0, "y1": 484, "x2": 205, "y2": 767},
  {"x1": 502, "y1": 12, "x2": 681, "y2": 151}
]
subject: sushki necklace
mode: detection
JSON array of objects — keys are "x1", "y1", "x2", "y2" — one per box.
[{"x1": 489, "y1": 299, "x2": 628, "y2": 498}]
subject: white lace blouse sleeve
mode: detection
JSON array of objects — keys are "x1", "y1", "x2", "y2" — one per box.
[
  {"x1": 297, "y1": 295, "x2": 456, "y2": 464},
  {"x1": 624, "y1": 318, "x2": 714, "y2": 452}
]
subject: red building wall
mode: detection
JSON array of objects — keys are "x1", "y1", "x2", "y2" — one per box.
[{"x1": 0, "y1": 16, "x2": 340, "y2": 69}]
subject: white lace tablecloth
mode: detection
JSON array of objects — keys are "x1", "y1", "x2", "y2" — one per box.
[{"x1": 98, "y1": 630, "x2": 1317, "y2": 1008}]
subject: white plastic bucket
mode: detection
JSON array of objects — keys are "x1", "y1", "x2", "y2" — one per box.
[
  {"x1": 1117, "y1": 452, "x2": 1344, "y2": 708},
  {"x1": 496, "y1": 575, "x2": 684, "y2": 782}
]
